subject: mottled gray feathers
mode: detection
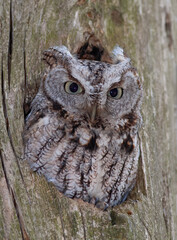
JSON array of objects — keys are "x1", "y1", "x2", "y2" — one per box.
[{"x1": 24, "y1": 35, "x2": 142, "y2": 209}]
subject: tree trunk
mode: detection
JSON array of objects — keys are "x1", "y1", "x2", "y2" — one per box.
[{"x1": 0, "y1": 0, "x2": 177, "y2": 239}]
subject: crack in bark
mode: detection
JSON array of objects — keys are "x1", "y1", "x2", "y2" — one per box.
[
  {"x1": 11, "y1": 189, "x2": 30, "y2": 240},
  {"x1": 1, "y1": 56, "x2": 11, "y2": 148},
  {"x1": 1, "y1": 55, "x2": 30, "y2": 203},
  {"x1": 7, "y1": 0, "x2": 13, "y2": 91},
  {"x1": 165, "y1": 10, "x2": 173, "y2": 51},
  {"x1": 0, "y1": 149, "x2": 11, "y2": 192},
  {"x1": 1, "y1": 55, "x2": 18, "y2": 164},
  {"x1": 0, "y1": 149, "x2": 30, "y2": 240}
]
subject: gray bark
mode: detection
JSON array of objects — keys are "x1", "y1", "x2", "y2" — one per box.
[{"x1": 0, "y1": 0, "x2": 177, "y2": 239}]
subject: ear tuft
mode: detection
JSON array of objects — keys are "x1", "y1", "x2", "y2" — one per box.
[
  {"x1": 43, "y1": 49, "x2": 57, "y2": 67},
  {"x1": 43, "y1": 46, "x2": 73, "y2": 68},
  {"x1": 111, "y1": 45, "x2": 130, "y2": 64}
]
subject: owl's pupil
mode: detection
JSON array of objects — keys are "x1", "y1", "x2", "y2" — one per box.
[
  {"x1": 69, "y1": 83, "x2": 78, "y2": 93},
  {"x1": 110, "y1": 88, "x2": 118, "y2": 97}
]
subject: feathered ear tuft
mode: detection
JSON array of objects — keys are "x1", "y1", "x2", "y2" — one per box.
[
  {"x1": 43, "y1": 49, "x2": 57, "y2": 67},
  {"x1": 111, "y1": 45, "x2": 130, "y2": 64},
  {"x1": 43, "y1": 46, "x2": 73, "y2": 68}
]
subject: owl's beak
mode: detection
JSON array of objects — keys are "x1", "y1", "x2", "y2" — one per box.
[{"x1": 90, "y1": 105, "x2": 97, "y2": 123}]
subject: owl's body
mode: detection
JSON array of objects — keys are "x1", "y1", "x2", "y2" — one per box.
[{"x1": 24, "y1": 41, "x2": 142, "y2": 209}]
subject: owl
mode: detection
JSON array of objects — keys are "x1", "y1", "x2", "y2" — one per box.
[{"x1": 24, "y1": 37, "x2": 143, "y2": 210}]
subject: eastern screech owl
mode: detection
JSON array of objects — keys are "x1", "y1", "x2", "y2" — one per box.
[{"x1": 24, "y1": 37, "x2": 143, "y2": 210}]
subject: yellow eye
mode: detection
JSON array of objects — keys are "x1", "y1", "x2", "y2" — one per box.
[
  {"x1": 108, "y1": 87, "x2": 123, "y2": 99},
  {"x1": 64, "y1": 81, "x2": 83, "y2": 94}
]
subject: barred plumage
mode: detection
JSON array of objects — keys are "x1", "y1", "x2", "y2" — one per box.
[{"x1": 24, "y1": 35, "x2": 142, "y2": 209}]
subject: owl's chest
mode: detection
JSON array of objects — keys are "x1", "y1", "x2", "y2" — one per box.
[{"x1": 25, "y1": 114, "x2": 138, "y2": 206}]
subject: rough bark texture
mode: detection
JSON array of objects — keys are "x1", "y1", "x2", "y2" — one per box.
[{"x1": 0, "y1": 0, "x2": 177, "y2": 239}]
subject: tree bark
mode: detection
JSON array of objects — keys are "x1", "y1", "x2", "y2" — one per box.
[{"x1": 0, "y1": 0, "x2": 177, "y2": 239}]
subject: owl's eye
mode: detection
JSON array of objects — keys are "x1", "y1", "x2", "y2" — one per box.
[
  {"x1": 64, "y1": 81, "x2": 83, "y2": 94},
  {"x1": 108, "y1": 87, "x2": 123, "y2": 99}
]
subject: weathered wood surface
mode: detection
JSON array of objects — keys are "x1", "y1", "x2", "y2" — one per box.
[{"x1": 0, "y1": 0, "x2": 177, "y2": 239}]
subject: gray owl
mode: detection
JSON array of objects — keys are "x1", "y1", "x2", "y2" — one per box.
[{"x1": 24, "y1": 37, "x2": 143, "y2": 210}]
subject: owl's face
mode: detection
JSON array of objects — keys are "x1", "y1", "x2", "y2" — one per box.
[{"x1": 44, "y1": 47, "x2": 142, "y2": 127}]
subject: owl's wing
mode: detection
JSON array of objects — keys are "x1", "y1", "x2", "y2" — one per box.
[{"x1": 24, "y1": 83, "x2": 50, "y2": 131}]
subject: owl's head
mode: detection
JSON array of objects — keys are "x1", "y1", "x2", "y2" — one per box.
[{"x1": 42, "y1": 45, "x2": 142, "y2": 127}]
